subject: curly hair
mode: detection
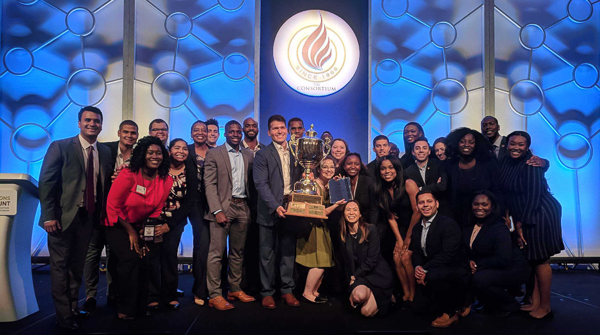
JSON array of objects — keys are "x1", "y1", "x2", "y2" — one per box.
[
  {"x1": 129, "y1": 136, "x2": 170, "y2": 177},
  {"x1": 444, "y1": 127, "x2": 493, "y2": 162},
  {"x1": 335, "y1": 152, "x2": 370, "y2": 177},
  {"x1": 374, "y1": 155, "x2": 405, "y2": 217}
]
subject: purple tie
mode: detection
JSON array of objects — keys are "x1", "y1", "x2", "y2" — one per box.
[{"x1": 85, "y1": 146, "x2": 95, "y2": 214}]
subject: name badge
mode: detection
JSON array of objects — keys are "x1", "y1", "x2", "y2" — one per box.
[{"x1": 136, "y1": 185, "x2": 147, "y2": 195}]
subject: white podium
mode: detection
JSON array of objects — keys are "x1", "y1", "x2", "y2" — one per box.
[{"x1": 0, "y1": 174, "x2": 39, "y2": 322}]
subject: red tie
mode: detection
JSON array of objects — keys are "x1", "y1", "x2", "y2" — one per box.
[{"x1": 85, "y1": 146, "x2": 95, "y2": 214}]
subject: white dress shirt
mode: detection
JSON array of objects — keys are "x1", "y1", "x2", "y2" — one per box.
[{"x1": 273, "y1": 142, "x2": 292, "y2": 195}]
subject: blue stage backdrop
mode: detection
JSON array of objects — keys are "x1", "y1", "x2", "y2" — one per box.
[
  {"x1": 0, "y1": 0, "x2": 599, "y2": 258},
  {"x1": 259, "y1": 0, "x2": 369, "y2": 159}
]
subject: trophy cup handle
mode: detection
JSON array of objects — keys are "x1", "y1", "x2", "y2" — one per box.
[
  {"x1": 321, "y1": 137, "x2": 332, "y2": 164},
  {"x1": 288, "y1": 134, "x2": 299, "y2": 166}
]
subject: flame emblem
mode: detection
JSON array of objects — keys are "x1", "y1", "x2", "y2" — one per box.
[{"x1": 301, "y1": 13, "x2": 333, "y2": 71}]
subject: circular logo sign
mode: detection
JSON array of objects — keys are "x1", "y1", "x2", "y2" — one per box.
[{"x1": 273, "y1": 10, "x2": 360, "y2": 97}]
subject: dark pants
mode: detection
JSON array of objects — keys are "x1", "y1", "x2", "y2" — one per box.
[
  {"x1": 48, "y1": 208, "x2": 94, "y2": 320},
  {"x1": 473, "y1": 263, "x2": 531, "y2": 312},
  {"x1": 413, "y1": 266, "x2": 469, "y2": 316},
  {"x1": 83, "y1": 225, "x2": 117, "y2": 299},
  {"x1": 241, "y1": 220, "x2": 261, "y2": 294},
  {"x1": 259, "y1": 220, "x2": 296, "y2": 297},
  {"x1": 106, "y1": 225, "x2": 148, "y2": 317},
  {"x1": 189, "y1": 204, "x2": 210, "y2": 300},
  {"x1": 147, "y1": 223, "x2": 185, "y2": 303}
]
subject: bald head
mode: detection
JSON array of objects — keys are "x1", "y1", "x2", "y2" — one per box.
[
  {"x1": 243, "y1": 117, "x2": 259, "y2": 141},
  {"x1": 481, "y1": 116, "x2": 500, "y2": 141}
]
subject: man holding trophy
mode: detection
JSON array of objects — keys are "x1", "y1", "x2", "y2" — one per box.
[{"x1": 253, "y1": 115, "x2": 302, "y2": 309}]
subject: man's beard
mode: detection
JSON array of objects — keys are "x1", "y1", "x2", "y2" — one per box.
[{"x1": 244, "y1": 132, "x2": 257, "y2": 141}]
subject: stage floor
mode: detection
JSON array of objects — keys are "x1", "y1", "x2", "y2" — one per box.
[{"x1": 2, "y1": 267, "x2": 599, "y2": 335}]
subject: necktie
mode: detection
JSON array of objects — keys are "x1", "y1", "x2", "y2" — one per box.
[
  {"x1": 492, "y1": 145, "x2": 498, "y2": 158},
  {"x1": 85, "y1": 146, "x2": 95, "y2": 214}
]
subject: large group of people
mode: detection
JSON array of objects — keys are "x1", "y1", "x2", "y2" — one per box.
[{"x1": 38, "y1": 107, "x2": 564, "y2": 330}]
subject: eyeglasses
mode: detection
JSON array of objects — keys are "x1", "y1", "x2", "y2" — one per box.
[{"x1": 151, "y1": 128, "x2": 168, "y2": 132}]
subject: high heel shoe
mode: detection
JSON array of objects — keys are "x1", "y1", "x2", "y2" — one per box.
[{"x1": 529, "y1": 310, "x2": 554, "y2": 320}]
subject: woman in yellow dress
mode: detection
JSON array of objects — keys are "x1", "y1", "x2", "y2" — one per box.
[{"x1": 296, "y1": 156, "x2": 346, "y2": 303}]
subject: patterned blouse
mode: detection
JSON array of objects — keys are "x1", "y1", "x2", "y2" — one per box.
[{"x1": 160, "y1": 170, "x2": 186, "y2": 220}]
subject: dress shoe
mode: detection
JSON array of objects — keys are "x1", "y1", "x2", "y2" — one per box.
[
  {"x1": 529, "y1": 310, "x2": 554, "y2": 320},
  {"x1": 262, "y1": 296, "x2": 276, "y2": 309},
  {"x1": 56, "y1": 316, "x2": 79, "y2": 330},
  {"x1": 82, "y1": 297, "x2": 97, "y2": 311},
  {"x1": 459, "y1": 305, "x2": 471, "y2": 317},
  {"x1": 209, "y1": 296, "x2": 235, "y2": 310},
  {"x1": 315, "y1": 296, "x2": 328, "y2": 303},
  {"x1": 282, "y1": 293, "x2": 300, "y2": 307},
  {"x1": 301, "y1": 294, "x2": 327, "y2": 304},
  {"x1": 194, "y1": 295, "x2": 205, "y2": 306},
  {"x1": 72, "y1": 309, "x2": 91, "y2": 319},
  {"x1": 431, "y1": 313, "x2": 459, "y2": 328},
  {"x1": 227, "y1": 290, "x2": 256, "y2": 303}
]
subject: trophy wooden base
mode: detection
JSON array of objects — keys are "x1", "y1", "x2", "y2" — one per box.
[{"x1": 285, "y1": 193, "x2": 328, "y2": 219}]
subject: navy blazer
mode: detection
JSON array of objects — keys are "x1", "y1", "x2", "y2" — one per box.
[
  {"x1": 463, "y1": 219, "x2": 527, "y2": 270},
  {"x1": 404, "y1": 158, "x2": 447, "y2": 194},
  {"x1": 410, "y1": 213, "x2": 463, "y2": 270},
  {"x1": 253, "y1": 142, "x2": 301, "y2": 226}
]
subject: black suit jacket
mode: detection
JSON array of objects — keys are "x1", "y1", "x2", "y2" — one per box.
[
  {"x1": 102, "y1": 140, "x2": 119, "y2": 169},
  {"x1": 342, "y1": 224, "x2": 394, "y2": 289},
  {"x1": 410, "y1": 213, "x2": 463, "y2": 270},
  {"x1": 354, "y1": 175, "x2": 378, "y2": 226},
  {"x1": 463, "y1": 219, "x2": 526, "y2": 270},
  {"x1": 39, "y1": 135, "x2": 112, "y2": 230},
  {"x1": 404, "y1": 158, "x2": 447, "y2": 194}
]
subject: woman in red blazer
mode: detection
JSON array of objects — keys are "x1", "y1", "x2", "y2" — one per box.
[{"x1": 104, "y1": 136, "x2": 173, "y2": 319}]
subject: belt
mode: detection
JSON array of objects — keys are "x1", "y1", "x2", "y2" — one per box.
[
  {"x1": 283, "y1": 194, "x2": 292, "y2": 201},
  {"x1": 231, "y1": 197, "x2": 246, "y2": 203}
]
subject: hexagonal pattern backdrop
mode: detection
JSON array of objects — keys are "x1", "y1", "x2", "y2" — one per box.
[
  {"x1": 371, "y1": 0, "x2": 485, "y2": 157},
  {"x1": 494, "y1": 0, "x2": 600, "y2": 257}
]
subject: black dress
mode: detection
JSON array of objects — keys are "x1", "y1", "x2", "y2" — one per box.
[
  {"x1": 446, "y1": 158, "x2": 503, "y2": 228},
  {"x1": 499, "y1": 151, "x2": 564, "y2": 260},
  {"x1": 378, "y1": 189, "x2": 412, "y2": 264}
]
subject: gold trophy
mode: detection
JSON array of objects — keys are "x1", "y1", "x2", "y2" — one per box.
[{"x1": 287, "y1": 125, "x2": 331, "y2": 219}]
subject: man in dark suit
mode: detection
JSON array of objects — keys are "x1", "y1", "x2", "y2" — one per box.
[
  {"x1": 39, "y1": 106, "x2": 113, "y2": 330},
  {"x1": 410, "y1": 190, "x2": 468, "y2": 328},
  {"x1": 253, "y1": 114, "x2": 301, "y2": 309},
  {"x1": 82, "y1": 120, "x2": 138, "y2": 311},
  {"x1": 403, "y1": 137, "x2": 449, "y2": 216},
  {"x1": 404, "y1": 138, "x2": 446, "y2": 192},
  {"x1": 241, "y1": 117, "x2": 265, "y2": 295},
  {"x1": 242, "y1": 117, "x2": 266, "y2": 154},
  {"x1": 481, "y1": 116, "x2": 549, "y2": 169},
  {"x1": 187, "y1": 120, "x2": 211, "y2": 305},
  {"x1": 366, "y1": 135, "x2": 390, "y2": 178},
  {"x1": 481, "y1": 116, "x2": 508, "y2": 160},
  {"x1": 204, "y1": 120, "x2": 255, "y2": 310}
]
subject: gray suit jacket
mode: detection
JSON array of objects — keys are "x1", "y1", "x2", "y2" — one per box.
[
  {"x1": 203, "y1": 144, "x2": 254, "y2": 221},
  {"x1": 39, "y1": 135, "x2": 112, "y2": 230}
]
